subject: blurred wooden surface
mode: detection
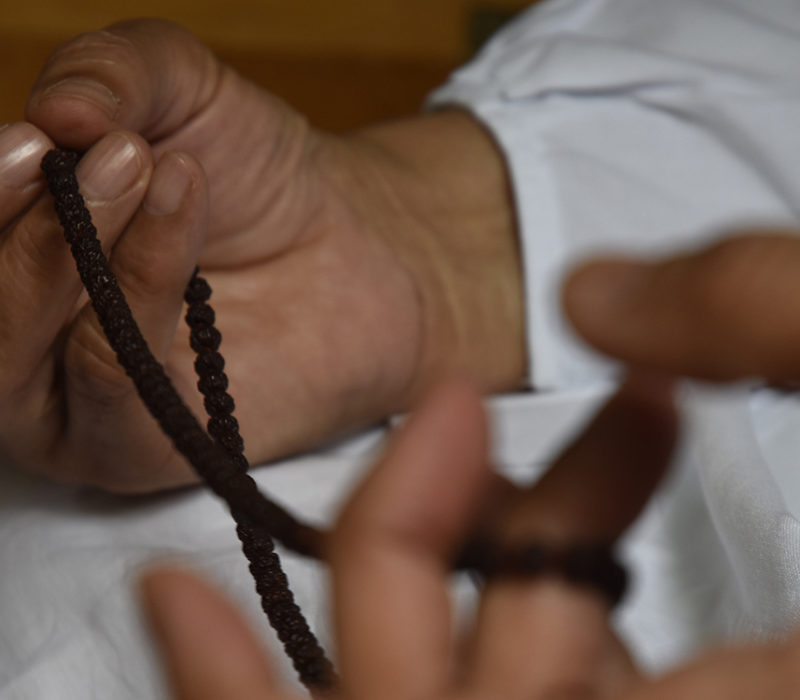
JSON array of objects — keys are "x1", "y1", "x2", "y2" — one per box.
[{"x1": 0, "y1": 0, "x2": 534, "y2": 131}]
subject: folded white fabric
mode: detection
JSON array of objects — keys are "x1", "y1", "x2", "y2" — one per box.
[
  {"x1": 426, "y1": 0, "x2": 800, "y2": 675},
  {"x1": 430, "y1": 0, "x2": 800, "y2": 390}
]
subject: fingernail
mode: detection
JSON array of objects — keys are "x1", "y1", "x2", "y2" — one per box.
[
  {"x1": 78, "y1": 133, "x2": 142, "y2": 202},
  {"x1": 40, "y1": 77, "x2": 119, "y2": 120},
  {"x1": 144, "y1": 153, "x2": 192, "y2": 215},
  {"x1": 0, "y1": 123, "x2": 51, "y2": 187}
]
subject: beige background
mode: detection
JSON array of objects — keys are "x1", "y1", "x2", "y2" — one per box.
[{"x1": 0, "y1": 0, "x2": 534, "y2": 130}]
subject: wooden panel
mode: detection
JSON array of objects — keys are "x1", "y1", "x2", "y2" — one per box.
[
  {"x1": 214, "y1": 48, "x2": 456, "y2": 131},
  {"x1": 0, "y1": 33, "x2": 455, "y2": 130},
  {"x1": 0, "y1": 1, "x2": 536, "y2": 130},
  {"x1": 0, "y1": 34, "x2": 56, "y2": 124},
  {"x1": 0, "y1": 0, "x2": 533, "y2": 60}
]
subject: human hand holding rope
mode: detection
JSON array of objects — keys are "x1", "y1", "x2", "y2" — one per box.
[{"x1": 1, "y1": 18, "x2": 524, "y2": 492}]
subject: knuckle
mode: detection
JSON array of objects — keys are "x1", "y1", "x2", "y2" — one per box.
[{"x1": 44, "y1": 29, "x2": 139, "y2": 76}]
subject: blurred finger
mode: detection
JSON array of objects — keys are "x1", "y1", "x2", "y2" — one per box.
[
  {"x1": 563, "y1": 231, "x2": 800, "y2": 382},
  {"x1": 56, "y1": 150, "x2": 209, "y2": 491},
  {"x1": 468, "y1": 374, "x2": 677, "y2": 700},
  {"x1": 627, "y1": 629, "x2": 800, "y2": 699},
  {"x1": 26, "y1": 19, "x2": 220, "y2": 149},
  {"x1": 329, "y1": 378, "x2": 491, "y2": 700},
  {"x1": 140, "y1": 566, "x2": 291, "y2": 700}
]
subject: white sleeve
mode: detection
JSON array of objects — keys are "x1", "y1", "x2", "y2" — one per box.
[{"x1": 428, "y1": 0, "x2": 800, "y2": 390}]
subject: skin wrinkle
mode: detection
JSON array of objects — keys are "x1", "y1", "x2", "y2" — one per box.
[
  {"x1": 306, "y1": 141, "x2": 428, "y2": 409},
  {"x1": 345, "y1": 114, "x2": 524, "y2": 392},
  {"x1": 149, "y1": 50, "x2": 224, "y2": 151},
  {"x1": 240, "y1": 104, "x2": 320, "y2": 256},
  {"x1": 110, "y1": 22, "x2": 220, "y2": 140},
  {"x1": 151, "y1": 66, "x2": 321, "y2": 266},
  {"x1": 323, "y1": 134, "x2": 458, "y2": 404}
]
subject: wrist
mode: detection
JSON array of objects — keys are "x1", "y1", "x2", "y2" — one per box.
[{"x1": 333, "y1": 110, "x2": 527, "y2": 399}]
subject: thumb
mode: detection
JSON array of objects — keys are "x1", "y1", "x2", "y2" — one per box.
[
  {"x1": 563, "y1": 231, "x2": 800, "y2": 382},
  {"x1": 26, "y1": 19, "x2": 220, "y2": 148}
]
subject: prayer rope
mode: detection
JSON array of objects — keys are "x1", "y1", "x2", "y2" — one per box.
[{"x1": 41, "y1": 148, "x2": 336, "y2": 692}]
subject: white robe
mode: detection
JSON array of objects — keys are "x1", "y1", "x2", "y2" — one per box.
[{"x1": 428, "y1": 0, "x2": 800, "y2": 671}]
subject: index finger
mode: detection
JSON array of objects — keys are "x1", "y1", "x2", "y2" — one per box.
[{"x1": 329, "y1": 378, "x2": 492, "y2": 700}]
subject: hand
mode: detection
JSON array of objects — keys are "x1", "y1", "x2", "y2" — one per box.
[
  {"x1": 140, "y1": 378, "x2": 800, "y2": 699},
  {"x1": 0, "y1": 19, "x2": 524, "y2": 491}
]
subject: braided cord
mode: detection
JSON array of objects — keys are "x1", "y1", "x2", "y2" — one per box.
[
  {"x1": 41, "y1": 148, "x2": 335, "y2": 692},
  {"x1": 184, "y1": 271, "x2": 336, "y2": 688}
]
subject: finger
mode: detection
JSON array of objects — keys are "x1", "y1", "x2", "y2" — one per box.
[
  {"x1": 468, "y1": 374, "x2": 678, "y2": 700},
  {"x1": 56, "y1": 151, "x2": 208, "y2": 491},
  {"x1": 0, "y1": 122, "x2": 53, "y2": 228},
  {"x1": 0, "y1": 131, "x2": 151, "y2": 394},
  {"x1": 563, "y1": 231, "x2": 800, "y2": 382},
  {"x1": 628, "y1": 630, "x2": 800, "y2": 699},
  {"x1": 140, "y1": 566, "x2": 292, "y2": 700},
  {"x1": 504, "y1": 372, "x2": 678, "y2": 544},
  {"x1": 329, "y1": 378, "x2": 491, "y2": 700},
  {"x1": 26, "y1": 19, "x2": 219, "y2": 148}
]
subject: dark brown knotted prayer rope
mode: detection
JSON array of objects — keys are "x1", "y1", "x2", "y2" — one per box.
[
  {"x1": 183, "y1": 270, "x2": 335, "y2": 687},
  {"x1": 41, "y1": 147, "x2": 629, "y2": 693},
  {"x1": 455, "y1": 539, "x2": 628, "y2": 606},
  {"x1": 41, "y1": 148, "x2": 335, "y2": 692}
]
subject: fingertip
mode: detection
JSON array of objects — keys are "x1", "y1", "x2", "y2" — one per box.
[
  {"x1": 401, "y1": 375, "x2": 488, "y2": 458},
  {"x1": 561, "y1": 257, "x2": 647, "y2": 342},
  {"x1": 0, "y1": 122, "x2": 53, "y2": 191},
  {"x1": 27, "y1": 77, "x2": 120, "y2": 149},
  {"x1": 336, "y1": 377, "x2": 491, "y2": 559},
  {"x1": 139, "y1": 565, "x2": 279, "y2": 698},
  {"x1": 144, "y1": 150, "x2": 207, "y2": 218},
  {"x1": 520, "y1": 372, "x2": 678, "y2": 544},
  {"x1": 138, "y1": 565, "x2": 214, "y2": 644}
]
